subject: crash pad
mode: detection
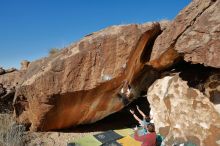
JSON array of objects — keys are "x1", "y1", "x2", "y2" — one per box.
[
  {"x1": 94, "y1": 130, "x2": 123, "y2": 144},
  {"x1": 101, "y1": 140, "x2": 122, "y2": 146},
  {"x1": 74, "y1": 135, "x2": 102, "y2": 146},
  {"x1": 117, "y1": 135, "x2": 142, "y2": 146},
  {"x1": 114, "y1": 128, "x2": 134, "y2": 137}
]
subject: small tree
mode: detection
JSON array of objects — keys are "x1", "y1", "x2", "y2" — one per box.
[{"x1": 49, "y1": 48, "x2": 60, "y2": 56}]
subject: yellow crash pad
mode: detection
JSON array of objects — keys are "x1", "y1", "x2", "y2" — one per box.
[
  {"x1": 117, "y1": 135, "x2": 142, "y2": 146},
  {"x1": 114, "y1": 128, "x2": 134, "y2": 137}
]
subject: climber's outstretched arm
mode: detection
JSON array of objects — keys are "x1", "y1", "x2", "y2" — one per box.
[
  {"x1": 130, "y1": 109, "x2": 142, "y2": 123},
  {"x1": 136, "y1": 105, "x2": 146, "y2": 119}
]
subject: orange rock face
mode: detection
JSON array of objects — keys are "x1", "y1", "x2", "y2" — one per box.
[
  {"x1": 150, "y1": 0, "x2": 220, "y2": 69},
  {"x1": 14, "y1": 23, "x2": 161, "y2": 131}
]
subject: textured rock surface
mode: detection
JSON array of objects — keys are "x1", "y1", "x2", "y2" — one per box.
[
  {"x1": 14, "y1": 23, "x2": 161, "y2": 131},
  {"x1": 147, "y1": 75, "x2": 220, "y2": 146},
  {"x1": 0, "y1": 71, "x2": 24, "y2": 114},
  {"x1": 0, "y1": 71, "x2": 23, "y2": 88},
  {"x1": 20, "y1": 60, "x2": 30, "y2": 71},
  {"x1": 150, "y1": 0, "x2": 220, "y2": 69},
  {"x1": 204, "y1": 73, "x2": 220, "y2": 114}
]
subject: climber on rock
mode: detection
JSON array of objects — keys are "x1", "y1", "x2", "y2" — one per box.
[{"x1": 117, "y1": 81, "x2": 134, "y2": 105}]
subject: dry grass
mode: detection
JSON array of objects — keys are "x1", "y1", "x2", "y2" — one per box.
[{"x1": 0, "y1": 114, "x2": 25, "y2": 146}]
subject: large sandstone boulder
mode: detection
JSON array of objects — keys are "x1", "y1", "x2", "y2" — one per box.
[
  {"x1": 147, "y1": 75, "x2": 220, "y2": 146},
  {"x1": 14, "y1": 23, "x2": 161, "y2": 131},
  {"x1": 149, "y1": 0, "x2": 220, "y2": 69}
]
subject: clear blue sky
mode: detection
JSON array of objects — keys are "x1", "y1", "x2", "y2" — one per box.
[{"x1": 0, "y1": 0, "x2": 191, "y2": 69}]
